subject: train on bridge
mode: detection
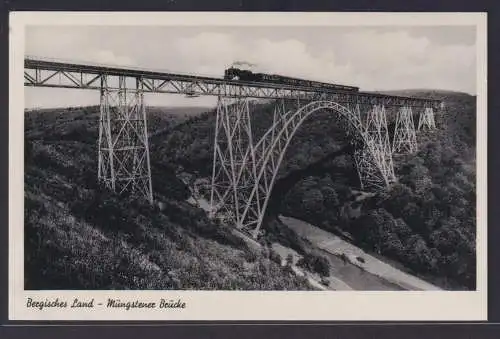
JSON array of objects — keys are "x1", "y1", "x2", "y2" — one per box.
[{"x1": 224, "y1": 66, "x2": 360, "y2": 92}]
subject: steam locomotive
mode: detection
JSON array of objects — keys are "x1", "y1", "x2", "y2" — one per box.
[{"x1": 224, "y1": 67, "x2": 359, "y2": 92}]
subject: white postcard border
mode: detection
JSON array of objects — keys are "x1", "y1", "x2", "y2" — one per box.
[{"x1": 9, "y1": 11, "x2": 488, "y2": 321}]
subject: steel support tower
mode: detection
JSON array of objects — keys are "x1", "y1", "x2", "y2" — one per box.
[
  {"x1": 210, "y1": 97, "x2": 258, "y2": 228},
  {"x1": 354, "y1": 104, "x2": 396, "y2": 191},
  {"x1": 98, "y1": 75, "x2": 153, "y2": 203},
  {"x1": 393, "y1": 106, "x2": 418, "y2": 153},
  {"x1": 418, "y1": 107, "x2": 436, "y2": 130}
]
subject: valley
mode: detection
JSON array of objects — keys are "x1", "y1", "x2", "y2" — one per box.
[{"x1": 24, "y1": 89, "x2": 477, "y2": 290}]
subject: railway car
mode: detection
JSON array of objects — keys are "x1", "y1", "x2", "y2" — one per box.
[{"x1": 224, "y1": 67, "x2": 359, "y2": 92}]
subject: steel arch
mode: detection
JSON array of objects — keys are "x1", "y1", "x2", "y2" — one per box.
[{"x1": 210, "y1": 99, "x2": 395, "y2": 239}]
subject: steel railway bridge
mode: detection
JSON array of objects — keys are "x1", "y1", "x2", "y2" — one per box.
[{"x1": 24, "y1": 58, "x2": 441, "y2": 239}]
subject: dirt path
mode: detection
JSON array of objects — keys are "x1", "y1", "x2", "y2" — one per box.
[{"x1": 280, "y1": 216, "x2": 441, "y2": 291}]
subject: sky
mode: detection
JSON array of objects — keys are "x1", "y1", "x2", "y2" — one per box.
[{"x1": 24, "y1": 25, "x2": 477, "y2": 108}]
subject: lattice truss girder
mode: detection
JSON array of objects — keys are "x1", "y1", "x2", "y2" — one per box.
[
  {"x1": 24, "y1": 61, "x2": 441, "y2": 109},
  {"x1": 98, "y1": 75, "x2": 153, "y2": 203},
  {"x1": 210, "y1": 98, "x2": 396, "y2": 239},
  {"x1": 392, "y1": 106, "x2": 418, "y2": 154}
]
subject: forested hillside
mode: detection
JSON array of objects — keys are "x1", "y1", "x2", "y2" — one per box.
[
  {"x1": 24, "y1": 90, "x2": 476, "y2": 290},
  {"x1": 281, "y1": 91, "x2": 476, "y2": 290},
  {"x1": 153, "y1": 91, "x2": 477, "y2": 290},
  {"x1": 24, "y1": 106, "x2": 311, "y2": 290}
]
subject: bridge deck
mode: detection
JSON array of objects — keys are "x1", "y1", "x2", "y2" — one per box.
[{"x1": 24, "y1": 58, "x2": 441, "y2": 108}]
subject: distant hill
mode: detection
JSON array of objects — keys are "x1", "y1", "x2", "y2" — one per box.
[
  {"x1": 25, "y1": 105, "x2": 213, "y2": 139},
  {"x1": 371, "y1": 88, "x2": 474, "y2": 98},
  {"x1": 147, "y1": 106, "x2": 213, "y2": 137},
  {"x1": 147, "y1": 105, "x2": 213, "y2": 123}
]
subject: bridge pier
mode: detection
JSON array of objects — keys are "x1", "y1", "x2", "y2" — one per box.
[
  {"x1": 98, "y1": 75, "x2": 153, "y2": 204},
  {"x1": 392, "y1": 106, "x2": 418, "y2": 153},
  {"x1": 355, "y1": 104, "x2": 396, "y2": 191},
  {"x1": 210, "y1": 97, "x2": 260, "y2": 230},
  {"x1": 418, "y1": 106, "x2": 436, "y2": 130}
]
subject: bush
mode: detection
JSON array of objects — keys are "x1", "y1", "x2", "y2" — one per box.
[
  {"x1": 243, "y1": 249, "x2": 258, "y2": 263},
  {"x1": 269, "y1": 250, "x2": 282, "y2": 265},
  {"x1": 297, "y1": 253, "x2": 331, "y2": 277}
]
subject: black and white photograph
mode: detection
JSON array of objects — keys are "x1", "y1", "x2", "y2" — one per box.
[{"x1": 9, "y1": 12, "x2": 487, "y2": 320}]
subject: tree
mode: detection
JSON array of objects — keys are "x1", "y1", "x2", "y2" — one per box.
[
  {"x1": 404, "y1": 234, "x2": 434, "y2": 271},
  {"x1": 321, "y1": 186, "x2": 339, "y2": 209},
  {"x1": 393, "y1": 218, "x2": 413, "y2": 240},
  {"x1": 301, "y1": 188, "x2": 324, "y2": 217},
  {"x1": 384, "y1": 183, "x2": 413, "y2": 218},
  {"x1": 381, "y1": 232, "x2": 405, "y2": 258},
  {"x1": 297, "y1": 253, "x2": 331, "y2": 277},
  {"x1": 400, "y1": 157, "x2": 432, "y2": 193},
  {"x1": 351, "y1": 208, "x2": 395, "y2": 253}
]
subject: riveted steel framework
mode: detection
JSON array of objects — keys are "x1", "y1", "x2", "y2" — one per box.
[
  {"x1": 98, "y1": 75, "x2": 153, "y2": 203},
  {"x1": 25, "y1": 58, "x2": 442, "y2": 235},
  {"x1": 418, "y1": 107, "x2": 436, "y2": 130},
  {"x1": 210, "y1": 98, "x2": 399, "y2": 238},
  {"x1": 209, "y1": 97, "x2": 258, "y2": 226},
  {"x1": 25, "y1": 58, "x2": 441, "y2": 108},
  {"x1": 393, "y1": 106, "x2": 418, "y2": 153},
  {"x1": 354, "y1": 104, "x2": 396, "y2": 191}
]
